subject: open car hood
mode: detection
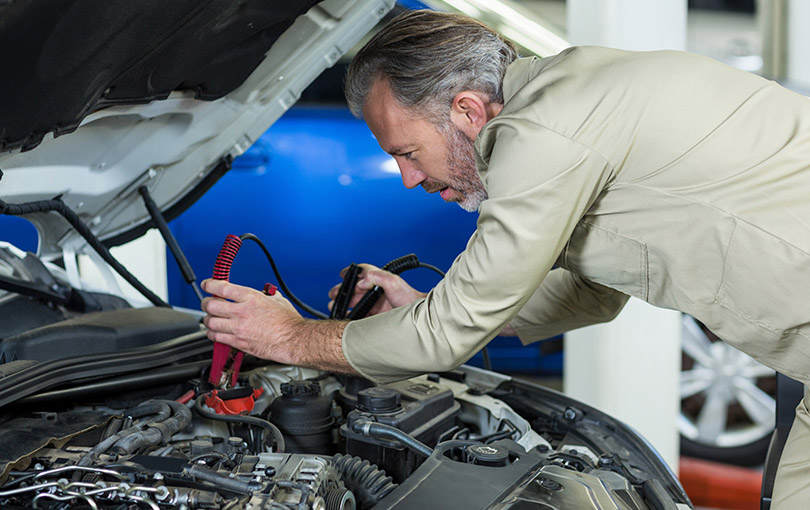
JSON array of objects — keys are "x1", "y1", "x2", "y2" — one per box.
[{"x1": 0, "y1": 0, "x2": 394, "y2": 259}]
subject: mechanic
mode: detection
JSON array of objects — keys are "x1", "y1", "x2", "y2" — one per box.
[{"x1": 201, "y1": 10, "x2": 810, "y2": 507}]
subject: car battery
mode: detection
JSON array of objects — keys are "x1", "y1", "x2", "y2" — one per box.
[{"x1": 342, "y1": 380, "x2": 460, "y2": 483}]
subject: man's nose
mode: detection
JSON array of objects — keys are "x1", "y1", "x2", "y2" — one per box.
[{"x1": 399, "y1": 164, "x2": 426, "y2": 189}]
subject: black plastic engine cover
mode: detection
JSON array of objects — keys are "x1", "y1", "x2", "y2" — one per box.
[
  {"x1": 0, "y1": 307, "x2": 200, "y2": 362},
  {"x1": 343, "y1": 380, "x2": 460, "y2": 483},
  {"x1": 374, "y1": 440, "x2": 544, "y2": 510}
]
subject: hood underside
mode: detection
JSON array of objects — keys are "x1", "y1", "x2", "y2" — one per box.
[
  {"x1": 1, "y1": 0, "x2": 317, "y2": 153},
  {"x1": 0, "y1": 0, "x2": 394, "y2": 258}
]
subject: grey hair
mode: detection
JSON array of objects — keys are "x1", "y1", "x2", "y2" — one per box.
[{"x1": 345, "y1": 10, "x2": 519, "y2": 125}]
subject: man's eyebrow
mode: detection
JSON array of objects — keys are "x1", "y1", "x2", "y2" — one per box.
[{"x1": 386, "y1": 145, "x2": 412, "y2": 156}]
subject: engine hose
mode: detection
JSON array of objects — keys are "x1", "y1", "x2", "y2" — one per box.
[
  {"x1": 111, "y1": 401, "x2": 192, "y2": 455},
  {"x1": 128, "y1": 400, "x2": 173, "y2": 423},
  {"x1": 78, "y1": 401, "x2": 174, "y2": 466},
  {"x1": 0, "y1": 196, "x2": 168, "y2": 307},
  {"x1": 350, "y1": 420, "x2": 433, "y2": 458},
  {"x1": 183, "y1": 463, "x2": 262, "y2": 494},
  {"x1": 194, "y1": 394, "x2": 286, "y2": 453},
  {"x1": 347, "y1": 254, "x2": 420, "y2": 320},
  {"x1": 331, "y1": 454, "x2": 398, "y2": 510}
]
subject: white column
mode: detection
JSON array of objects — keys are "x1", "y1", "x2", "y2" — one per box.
[
  {"x1": 787, "y1": 0, "x2": 810, "y2": 90},
  {"x1": 564, "y1": 0, "x2": 687, "y2": 474},
  {"x1": 567, "y1": 0, "x2": 687, "y2": 51},
  {"x1": 564, "y1": 299, "x2": 682, "y2": 471}
]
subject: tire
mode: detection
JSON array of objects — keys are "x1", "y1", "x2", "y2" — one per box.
[{"x1": 679, "y1": 315, "x2": 776, "y2": 467}]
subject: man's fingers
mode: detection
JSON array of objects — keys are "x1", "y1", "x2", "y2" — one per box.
[
  {"x1": 201, "y1": 296, "x2": 238, "y2": 318},
  {"x1": 357, "y1": 267, "x2": 392, "y2": 290},
  {"x1": 201, "y1": 279, "x2": 252, "y2": 301},
  {"x1": 202, "y1": 315, "x2": 233, "y2": 335},
  {"x1": 205, "y1": 329, "x2": 242, "y2": 349}
]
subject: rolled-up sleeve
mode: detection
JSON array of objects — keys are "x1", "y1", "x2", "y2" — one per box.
[{"x1": 343, "y1": 120, "x2": 615, "y2": 384}]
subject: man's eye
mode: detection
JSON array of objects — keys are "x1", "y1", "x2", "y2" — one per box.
[{"x1": 402, "y1": 152, "x2": 414, "y2": 160}]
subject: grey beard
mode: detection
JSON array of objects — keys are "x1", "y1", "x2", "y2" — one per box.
[{"x1": 446, "y1": 127, "x2": 487, "y2": 212}]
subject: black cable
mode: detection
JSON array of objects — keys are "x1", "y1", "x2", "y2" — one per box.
[
  {"x1": 0, "y1": 195, "x2": 168, "y2": 307},
  {"x1": 238, "y1": 233, "x2": 328, "y2": 319},
  {"x1": 347, "y1": 254, "x2": 420, "y2": 320},
  {"x1": 474, "y1": 429, "x2": 516, "y2": 444},
  {"x1": 418, "y1": 262, "x2": 445, "y2": 277},
  {"x1": 189, "y1": 452, "x2": 228, "y2": 466},
  {"x1": 331, "y1": 263, "x2": 360, "y2": 320}
]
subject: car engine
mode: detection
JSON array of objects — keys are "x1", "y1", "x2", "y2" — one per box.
[{"x1": 0, "y1": 359, "x2": 691, "y2": 510}]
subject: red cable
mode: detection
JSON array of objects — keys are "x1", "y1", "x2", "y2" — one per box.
[
  {"x1": 212, "y1": 234, "x2": 242, "y2": 281},
  {"x1": 176, "y1": 389, "x2": 196, "y2": 405},
  {"x1": 209, "y1": 235, "x2": 244, "y2": 387}
]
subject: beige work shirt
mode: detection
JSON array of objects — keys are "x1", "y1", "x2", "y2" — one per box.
[{"x1": 342, "y1": 47, "x2": 810, "y2": 385}]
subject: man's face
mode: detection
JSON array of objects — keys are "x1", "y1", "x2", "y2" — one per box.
[{"x1": 363, "y1": 80, "x2": 487, "y2": 212}]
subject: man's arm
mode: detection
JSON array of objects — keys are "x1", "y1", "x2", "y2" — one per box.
[
  {"x1": 201, "y1": 278, "x2": 355, "y2": 375},
  {"x1": 509, "y1": 268, "x2": 629, "y2": 344}
]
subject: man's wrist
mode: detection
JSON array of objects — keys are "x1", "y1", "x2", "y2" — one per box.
[{"x1": 285, "y1": 319, "x2": 356, "y2": 375}]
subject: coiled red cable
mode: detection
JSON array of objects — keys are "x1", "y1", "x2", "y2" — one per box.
[
  {"x1": 209, "y1": 234, "x2": 244, "y2": 387},
  {"x1": 212, "y1": 234, "x2": 242, "y2": 281}
]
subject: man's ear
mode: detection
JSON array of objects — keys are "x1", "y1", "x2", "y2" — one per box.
[{"x1": 450, "y1": 91, "x2": 492, "y2": 138}]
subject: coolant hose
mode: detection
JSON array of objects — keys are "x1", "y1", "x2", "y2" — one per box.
[
  {"x1": 350, "y1": 420, "x2": 433, "y2": 458},
  {"x1": 332, "y1": 454, "x2": 398, "y2": 510}
]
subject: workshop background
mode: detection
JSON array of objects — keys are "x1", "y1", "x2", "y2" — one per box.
[{"x1": 3, "y1": 1, "x2": 807, "y2": 509}]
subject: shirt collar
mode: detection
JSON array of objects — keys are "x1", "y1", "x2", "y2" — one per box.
[{"x1": 502, "y1": 56, "x2": 539, "y2": 105}]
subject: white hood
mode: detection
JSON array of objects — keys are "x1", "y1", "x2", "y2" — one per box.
[{"x1": 0, "y1": 0, "x2": 394, "y2": 259}]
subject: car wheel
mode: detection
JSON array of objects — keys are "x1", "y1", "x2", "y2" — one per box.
[{"x1": 679, "y1": 315, "x2": 776, "y2": 466}]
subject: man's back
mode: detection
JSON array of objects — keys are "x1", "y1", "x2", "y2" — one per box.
[{"x1": 479, "y1": 47, "x2": 810, "y2": 383}]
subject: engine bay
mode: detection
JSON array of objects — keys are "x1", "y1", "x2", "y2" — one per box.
[{"x1": 0, "y1": 357, "x2": 691, "y2": 510}]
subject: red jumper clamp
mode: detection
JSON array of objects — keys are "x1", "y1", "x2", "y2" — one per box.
[
  {"x1": 208, "y1": 234, "x2": 280, "y2": 388},
  {"x1": 204, "y1": 387, "x2": 264, "y2": 415}
]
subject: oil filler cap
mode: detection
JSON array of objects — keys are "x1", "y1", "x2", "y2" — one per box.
[
  {"x1": 466, "y1": 444, "x2": 509, "y2": 467},
  {"x1": 357, "y1": 387, "x2": 401, "y2": 414}
]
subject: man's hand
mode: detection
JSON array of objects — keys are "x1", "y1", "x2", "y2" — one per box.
[
  {"x1": 201, "y1": 279, "x2": 355, "y2": 374},
  {"x1": 328, "y1": 263, "x2": 426, "y2": 316}
]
